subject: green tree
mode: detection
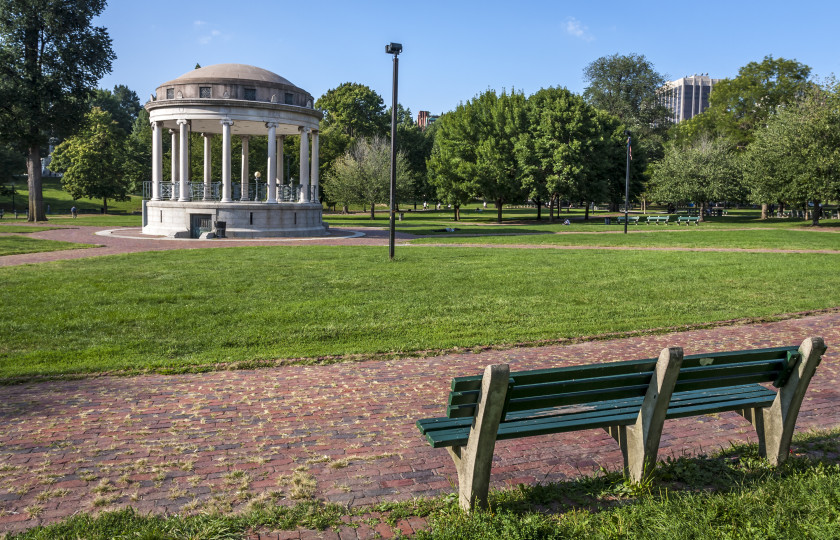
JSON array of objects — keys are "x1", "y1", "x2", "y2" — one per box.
[
  {"x1": 49, "y1": 107, "x2": 130, "y2": 213},
  {"x1": 323, "y1": 136, "x2": 411, "y2": 219},
  {"x1": 583, "y1": 53, "x2": 671, "y2": 133},
  {"x1": 0, "y1": 143, "x2": 25, "y2": 185},
  {"x1": 315, "y1": 82, "x2": 388, "y2": 181},
  {"x1": 743, "y1": 83, "x2": 840, "y2": 225},
  {"x1": 122, "y1": 109, "x2": 152, "y2": 193},
  {"x1": 671, "y1": 56, "x2": 812, "y2": 148},
  {"x1": 427, "y1": 109, "x2": 472, "y2": 221},
  {"x1": 0, "y1": 0, "x2": 114, "y2": 221},
  {"x1": 650, "y1": 137, "x2": 742, "y2": 221},
  {"x1": 89, "y1": 84, "x2": 142, "y2": 134}
]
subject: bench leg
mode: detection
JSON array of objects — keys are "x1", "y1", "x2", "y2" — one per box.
[
  {"x1": 607, "y1": 347, "x2": 684, "y2": 482},
  {"x1": 739, "y1": 337, "x2": 826, "y2": 465},
  {"x1": 446, "y1": 363, "x2": 509, "y2": 512}
]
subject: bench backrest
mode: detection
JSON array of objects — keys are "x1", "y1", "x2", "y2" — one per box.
[{"x1": 447, "y1": 346, "x2": 800, "y2": 419}]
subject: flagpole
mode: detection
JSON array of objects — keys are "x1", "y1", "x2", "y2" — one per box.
[{"x1": 624, "y1": 130, "x2": 631, "y2": 235}]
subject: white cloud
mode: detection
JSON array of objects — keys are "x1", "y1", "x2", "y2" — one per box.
[
  {"x1": 193, "y1": 20, "x2": 207, "y2": 27},
  {"x1": 564, "y1": 17, "x2": 594, "y2": 42},
  {"x1": 196, "y1": 24, "x2": 230, "y2": 46}
]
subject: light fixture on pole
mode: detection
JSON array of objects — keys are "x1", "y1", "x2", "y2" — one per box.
[
  {"x1": 254, "y1": 171, "x2": 261, "y2": 201},
  {"x1": 624, "y1": 130, "x2": 631, "y2": 235},
  {"x1": 385, "y1": 42, "x2": 402, "y2": 260}
]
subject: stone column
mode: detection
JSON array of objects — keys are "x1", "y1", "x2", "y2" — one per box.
[
  {"x1": 266, "y1": 122, "x2": 278, "y2": 203},
  {"x1": 277, "y1": 135, "x2": 285, "y2": 200},
  {"x1": 311, "y1": 129, "x2": 319, "y2": 205},
  {"x1": 202, "y1": 133, "x2": 212, "y2": 201},
  {"x1": 299, "y1": 126, "x2": 310, "y2": 203},
  {"x1": 221, "y1": 119, "x2": 233, "y2": 203},
  {"x1": 151, "y1": 121, "x2": 162, "y2": 201},
  {"x1": 177, "y1": 119, "x2": 190, "y2": 201},
  {"x1": 169, "y1": 129, "x2": 178, "y2": 200},
  {"x1": 240, "y1": 136, "x2": 250, "y2": 201}
]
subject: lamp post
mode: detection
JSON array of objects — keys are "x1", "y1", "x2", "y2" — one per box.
[
  {"x1": 11, "y1": 181, "x2": 15, "y2": 213},
  {"x1": 624, "y1": 130, "x2": 631, "y2": 235},
  {"x1": 254, "y1": 171, "x2": 261, "y2": 201},
  {"x1": 385, "y1": 42, "x2": 402, "y2": 260}
]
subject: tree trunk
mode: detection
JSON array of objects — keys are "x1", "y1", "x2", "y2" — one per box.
[
  {"x1": 812, "y1": 201, "x2": 821, "y2": 226},
  {"x1": 535, "y1": 198, "x2": 542, "y2": 220},
  {"x1": 342, "y1": 204, "x2": 349, "y2": 214},
  {"x1": 496, "y1": 198, "x2": 503, "y2": 223},
  {"x1": 454, "y1": 204, "x2": 460, "y2": 221},
  {"x1": 584, "y1": 202, "x2": 589, "y2": 220},
  {"x1": 27, "y1": 145, "x2": 46, "y2": 222},
  {"x1": 698, "y1": 201, "x2": 706, "y2": 222},
  {"x1": 549, "y1": 195, "x2": 555, "y2": 222},
  {"x1": 103, "y1": 198, "x2": 108, "y2": 214},
  {"x1": 761, "y1": 203, "x2": 768, "y2": 220},
  {"x1": 369, "y1": 203, "x2": 375, "y2": 220}
]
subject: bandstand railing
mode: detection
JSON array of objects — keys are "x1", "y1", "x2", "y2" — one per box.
[{"x1": 143, "y1": 182, "x2": 317, "y2": 203}]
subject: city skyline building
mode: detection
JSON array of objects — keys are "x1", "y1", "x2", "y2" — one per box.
[
  {"x1": 658, "y1": 74, "x2": 722, "y2": 123},
  {"x1": 417, "y1": 110, "x2": 439, "y2": 130}
]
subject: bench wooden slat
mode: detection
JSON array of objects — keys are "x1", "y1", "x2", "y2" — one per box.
[{"x1": 424, "y1": 385, "x2": 779, "y2": 448}]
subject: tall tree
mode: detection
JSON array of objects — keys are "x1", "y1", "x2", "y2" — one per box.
[
  {"x1": 90, "y1": 84, "x2": 142, "y2": 134},
  {"x1": 0, "y1": 0, "x2": 114, "y2": 221},
  {"x1": 315, "y1": 82, "x2": 387, "y2": 181},
  {"x1": 743, "y1": 83, "x2": 840, "y2": 225},
  {"x1": 49, "y1": 107, "x2": 130, "y2": 213},
  {"x1": 323, "y1": 136, "x2": 411, "y2": 219},
  {"x1": 583, "y1": 53, "x2": 671, "y2": 131},
  {"x1": 427, "y1": 108, "x2": 476, "y2": 221},
  {"x1": 122, "y1": 108, "x2": 152, "y2": 194},
  {"x1": 671, "y1": 56, "x2": 812, "y2": 148},
  {"x1": 650, "y1": 137, "x2": 742, "y2": 221}
]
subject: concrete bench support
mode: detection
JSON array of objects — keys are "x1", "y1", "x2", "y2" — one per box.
[
  {"x1": 607, "y1": 346, "x2": 684, "y2": 481},
  {"x1": 737, "y1": 336, "x2": 826, "y2": 465},
  {"x1": 446, "y1": 363, "x2": 509, "y2": 512}
]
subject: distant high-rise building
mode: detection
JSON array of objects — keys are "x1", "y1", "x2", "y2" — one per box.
[
  {"x1": 658, "y1": 74, "x2": 722, "y2": 123},
  {"x1": 417, "y1": 110, "x2": 439, "y2": 129}
]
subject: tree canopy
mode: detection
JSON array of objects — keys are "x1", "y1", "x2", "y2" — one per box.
[
  {"x1": 50, "y1": 107, "x2": 130, "y2": 213},
  {"x1": 743, "y1": 82, "x2": 840, "y2": 225},
  {"x1": 89, "y1": 84, "x2": 142, "y2": 134},
  {"x1": 671, "y1": 56, "x2": 812, "y2": 147},
  {"x1": 0, "y1": 0, "x2": 114, "y2": 220}
]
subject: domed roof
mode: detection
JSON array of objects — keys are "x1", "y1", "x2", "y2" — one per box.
[{"x1": 162, "y1": 63, "x2": 295, "y2": 87}]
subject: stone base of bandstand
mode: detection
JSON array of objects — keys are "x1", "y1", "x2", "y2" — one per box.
[{"x1": 142, "y1": 200, "x2": 328, "y2": 238}]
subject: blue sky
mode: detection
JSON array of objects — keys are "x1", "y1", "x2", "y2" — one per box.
[{"x1": 96, "y1": 0, "x2": 838, "y2": 120}]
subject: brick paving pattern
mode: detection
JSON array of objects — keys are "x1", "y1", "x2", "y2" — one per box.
[
  {"x1": 2, "y1": 224, "x2": 840, "y2": 537},
  {"x1": 1, "y1": 313, "x2": 839, "y2": 537}
]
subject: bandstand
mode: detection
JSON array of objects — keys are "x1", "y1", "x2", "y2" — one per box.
[{"x1": 142, "y1": 64, "x2": 327, "y2": 238}]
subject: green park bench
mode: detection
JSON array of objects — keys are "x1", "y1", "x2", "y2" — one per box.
[
  {"x1": 646, "y1": 215, "x2": 670, "y2": 225},
  {"x1": 677, "y1": 216, "x2": 700, "y2": 225},
  {"x1": 616, "y1": 215, "x2": 640, "y2": 225},
  {"x1": 417, "y1": 337, "x2": 826, "y2": 511}
]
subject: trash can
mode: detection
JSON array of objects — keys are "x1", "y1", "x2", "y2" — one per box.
[
  {"x1": 214, "y1": 221, "x2": 226, "y2": 238},
  {"x1": 604, "y1": 217, "x2": 611, "y2": 225}
]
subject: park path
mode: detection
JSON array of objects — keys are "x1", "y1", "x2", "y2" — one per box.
[{"x1": 2, "y1": 312, "x2": 840, "y2": 538}]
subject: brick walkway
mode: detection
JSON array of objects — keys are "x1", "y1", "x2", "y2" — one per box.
[{"x1": 2, "y1": 313, "x2": 839, "y2": 537}]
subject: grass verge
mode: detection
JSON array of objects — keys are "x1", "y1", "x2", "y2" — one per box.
[
  {"x1": 2, "y1": 245, "x2": 840, "y2": 380},
  {"x1": 0, "y1": 236, "x2": 97, "y2": 257},
  {"x1": 411, "y1": 228, "x2": 840, "y2": 250},
  {"x1": 9, "y1": 429, "x2": 840, "y2": 539}
]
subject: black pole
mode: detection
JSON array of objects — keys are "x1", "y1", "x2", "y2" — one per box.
[
  {"x1": 387, "y1": 46, "x2": 401, "y2": 260},
  {"x1": 624, "y1": 131, "x2": 631, "y2": 235}
]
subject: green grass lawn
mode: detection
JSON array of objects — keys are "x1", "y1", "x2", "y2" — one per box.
[
  {"x1": 0, "y1": 236, "x2": 97, "y2": 256},
  {"x1": 2, "y1": 245, "x2": 840, "y2": 380},
  {"x1": 324, "y1": 207, "x2": 837, "y2": 235},
  {"x1": 0, "y1": 177, "x2": 143, "y2": 216},
  {"x1": 411, "y1": 228, "x2": 840, "y2": 250}
]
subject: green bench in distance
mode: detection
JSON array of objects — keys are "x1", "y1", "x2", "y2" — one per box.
[
  {"x1": 677, "y1": 216, "x2": 700, "y2": 225},
  {"x1": 417, "y1": 337, "x2": 826, "y2": 511},
  {"x1": 616, "y1": 215, "x2": 640, "y2": 225},
  {"x1": 646, "y1": 215, "x2": 670, "y2": 224}
]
